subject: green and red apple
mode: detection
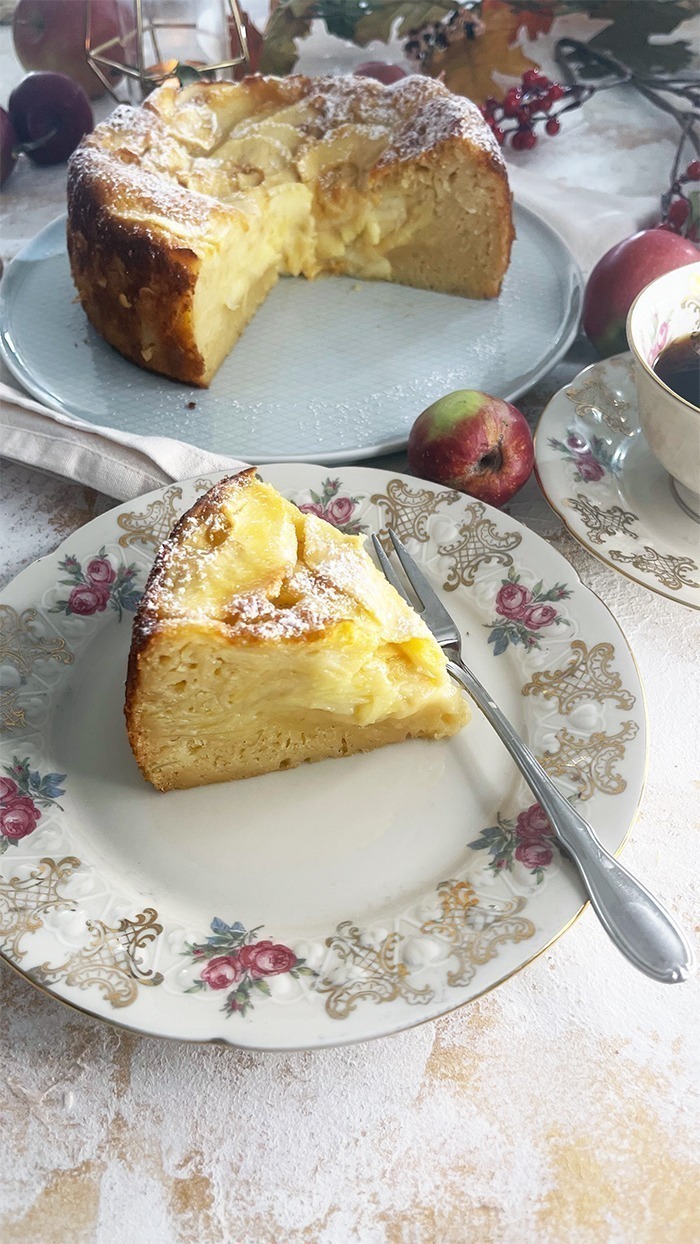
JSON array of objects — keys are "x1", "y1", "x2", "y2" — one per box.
[
  {"x1": 407, "y1": 390, "x2": 534, "y2": 508},
  {"x1": 583, "y1": 229, "x2": 698, "y2": 357},
  {"x1": 12, "y1": 0, "x2": 130, "y2": 100}
]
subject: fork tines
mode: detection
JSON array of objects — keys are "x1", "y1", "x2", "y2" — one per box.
[
  {"x1": 372, "y1": 529, "x2": 461, "y2": 651},
  {"x1": 370, "y1": 533, "x2": 413, "y2": 606}
]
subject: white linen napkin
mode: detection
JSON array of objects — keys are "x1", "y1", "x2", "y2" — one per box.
[{"x1": 0, "y1": 370, "x2": 248, "y2": 501}]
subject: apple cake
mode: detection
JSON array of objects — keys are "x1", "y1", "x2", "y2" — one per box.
[
  {"x1": 125, "y1": 470, "x2": 469, "y2": 790},
  {"x1": 67, "y1": 73, "x2": 514, "y2": 387}
]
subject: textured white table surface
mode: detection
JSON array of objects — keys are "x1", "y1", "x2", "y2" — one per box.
[{"x1": 1, "y1": 15, "x2": 699, "y2": 1244}]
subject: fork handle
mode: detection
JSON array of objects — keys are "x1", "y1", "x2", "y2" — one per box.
[{"x1": 446, "y1": 659, "x2": 695, "y2": 984}]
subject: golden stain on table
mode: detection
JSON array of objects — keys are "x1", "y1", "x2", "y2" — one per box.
[
  {"x1": 0, "y1": 731, "x2": 698, "y2": 1244},
  {"x1": 539, "y1": 1106, "x2": 700, "y2": 1244},
  {"x1": 1, "y1": 1162, "x2": 103, "y2": 1244}
]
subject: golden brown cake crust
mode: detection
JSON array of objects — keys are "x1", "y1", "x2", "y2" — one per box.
[
  {"x1": 69, "y1": 74, "x2": 514, "y2": 387},
  {"x1": 125, "y1": 470, "x2": 251, "y2": 764},
  {"x1": 67, "y1": 150, "x2": 206, "y2": 384},
  {"x1": 125, "y1": 468, "x2": 255, "y2": 689}
]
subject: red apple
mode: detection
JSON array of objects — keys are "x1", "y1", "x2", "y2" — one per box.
[
  {"x1": 12, "y1": 0, "x2": 131, "y2": 100},
  {"x1": 353, "y1": 62, "x2": 407, "y2": 85},
  {"x1": 407, "y1": 390, "x2": 534, "y2": 508},
  {"x1": 583, "y1": 229, "x2": 698, "y2": 357},
  {"x1": 9, "y1": 73, "x2": 93, "y2": 166},
  {"x1": 0, "y1": 108, "x2": 18, "y2": 188}
]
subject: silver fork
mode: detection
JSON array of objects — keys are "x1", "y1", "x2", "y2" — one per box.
[{"x1": 372, "y1": 529, "x2": 695, "y2": 985}]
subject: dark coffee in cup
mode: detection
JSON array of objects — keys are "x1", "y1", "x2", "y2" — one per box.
[{"x1": 652, "y1": 334, "x2": 700, "y2": 409}]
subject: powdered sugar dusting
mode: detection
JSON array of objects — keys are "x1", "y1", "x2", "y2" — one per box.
[
  {"x1": 221, "y1": 571, "x2": 348, "y2": 639},
  {"x1": 305, "y1": 73, "x2": 503, "y2": 168},
  {"x1": 134, "y1": 474, "x2": 424, "y2": 645},
  {"x1": 69, "y1": 72, "x2": 505, "y2": 245}
]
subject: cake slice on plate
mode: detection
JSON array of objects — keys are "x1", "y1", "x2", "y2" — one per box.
[{"x1": 125, "y1": 470, "x2": 469, "y2": 790}]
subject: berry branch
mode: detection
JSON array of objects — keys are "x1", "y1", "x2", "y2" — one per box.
[
  {"x1": 404, "y1": 8, "x2": 486, "y2": 69},
  {"x1": 479, "y1": 32, "x2": 700, "y2": 166},
  {"x1": 658, "y1": 122, "x2": 700, "y2": 241},
  {"x1": 556, "y1": 37, "x2": 700, "y2": 239},
  {"x1": 480, "y1": 70, "x2": 591, "y2": 150}
]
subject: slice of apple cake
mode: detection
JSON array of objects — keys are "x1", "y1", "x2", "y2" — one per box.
[{"x1": 125, "y1": 470, "x2": 469, "y2": 790}]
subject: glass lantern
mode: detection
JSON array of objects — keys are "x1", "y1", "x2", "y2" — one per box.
[{"x1": 86, "y1": 0, "x2": 250, "y2": 99}]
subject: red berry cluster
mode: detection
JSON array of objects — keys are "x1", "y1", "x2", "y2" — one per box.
[
  {"x1": 481, "y1": 69, "x2": 589, "y2": 151},
  {"x1": 657, "y1": 160, "x2": 700, "y2": 242}
]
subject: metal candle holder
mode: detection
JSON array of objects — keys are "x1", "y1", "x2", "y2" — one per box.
[{"x1": 86, "y1": 0, "x2": 250, "y2": 99}]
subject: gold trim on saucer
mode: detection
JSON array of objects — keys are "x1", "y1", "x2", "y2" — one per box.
[{"x1": 534, "y1": 355, "x2": 700, "y2": 611}]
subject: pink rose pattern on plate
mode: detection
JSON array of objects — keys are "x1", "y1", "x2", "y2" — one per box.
[
  {"x1": 0, "y1": 758, "x2": 66, "y2": 854},
  {"x1": 547, "y1": 429, "x2": 615, "y2": 484},
  {"x1": 469, "y1": 801, "x2": 558, "y2": 883},
  {"x1": 297, "y1": 478, "x2": 365, "y2": 535},
  {"x1": 486, "y1": 568, "x2": 571, "y2": 656},
  {"x1": 49, "y1": 548, "x2": 141, "y2": 621},
  {"x1": 186, "y1": 918, "x2": 316, "y2": 1017}
]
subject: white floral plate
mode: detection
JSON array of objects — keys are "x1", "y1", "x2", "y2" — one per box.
[
  {"x1": 0, "y1": 207, "x2": 581, "y2": 463},
  {"x1": 0, "y1": 466, "x2": 646, "y2": 1049},
  {"x1": 535, "y1": 354, "x2": 700, "y2": 610}
]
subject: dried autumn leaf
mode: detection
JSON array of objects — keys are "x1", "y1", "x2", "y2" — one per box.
[
  {"x1": 259, "y1": 0, "x2": 548, "y2": 86},
  {"x1": 427, "y1": 0, "x2": 539, "y2": 104}
]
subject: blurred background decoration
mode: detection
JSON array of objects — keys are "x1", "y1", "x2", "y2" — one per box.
[
  {"x1": 260, "y1": 0, "x2": 699, "y2": 102},
  {"x1": 7, "y1": 0, "x2": 253, "y2": 101},
  {"x1": 4, "y1": 1, "x2": 698, "y2": 106}
]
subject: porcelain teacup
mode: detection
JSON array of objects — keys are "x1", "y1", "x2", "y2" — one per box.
[{"x1": 627, "y1": 261, "x2": 700, "y2": 519}]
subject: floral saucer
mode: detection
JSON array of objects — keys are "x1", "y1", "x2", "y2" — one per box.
[
  {"x1": 535, "y1": 354, "x2": 700, "y2": 610},
  {"x1": 0, "y1": 467, "x2": 646, "y2": 1049}
]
